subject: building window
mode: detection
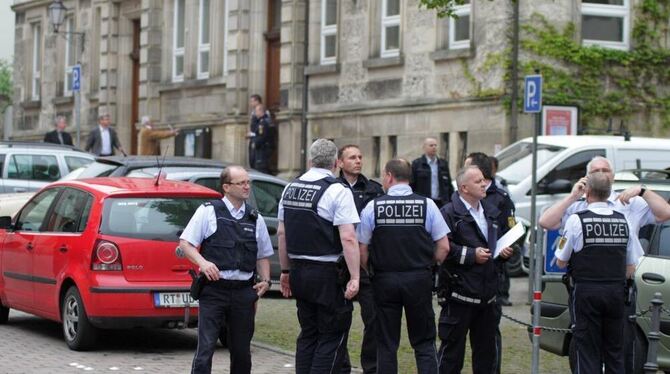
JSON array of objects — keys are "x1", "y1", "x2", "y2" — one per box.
[
  {"x1": 381, "y1": 0, "x2": 401, "y2": 58},
  {"x1": 63, "y1": 17, "x2": 76, "y2": 96},
  {"x1": 320, "y1": 0, "x2": 337, "y2": 64},
  {"x1": 31, "y1": 22, "x2": 41, "y2": 101},
  {"x1": 173, "y1": 0, "x2": 186, "y2": 82},
  {"x1": 197, "y1": 0, "x2": 210, "y2": 79},
  {"x1": 581, "y1": 0, "x2": 629, "y2": 50},
  {"x1": 449, "y1": 0, "x2": 470, "y2": 50}
]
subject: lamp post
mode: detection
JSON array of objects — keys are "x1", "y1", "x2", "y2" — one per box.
[{"x1": 48, "y1": 0, "x2": 85, "y2": 148}]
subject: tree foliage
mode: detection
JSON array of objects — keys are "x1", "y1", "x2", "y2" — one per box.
[
  {"x1": 418, "y1": 0, "x2": 475, "y2": 18},
  {"x1": 0, "y1": 59, "x2": 11, "y2": 113}
]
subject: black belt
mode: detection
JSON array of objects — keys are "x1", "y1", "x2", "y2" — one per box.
[
  {"x1": 290, "y1": 259, "x2": 338, "y2": 267},
  {"x1": 209, "y1": 278, "x2": 254, "y2": 289}
]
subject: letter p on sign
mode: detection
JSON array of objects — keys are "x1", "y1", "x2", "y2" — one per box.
[{"x1": 524, "y1": 75, "x2": 542, "y2": 113}]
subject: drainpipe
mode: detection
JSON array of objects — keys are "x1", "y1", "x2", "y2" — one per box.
[
  {"x1": 509, "y1": 0, "x2": 520, "y2": 142},
  {"x1": 300, "y1": 0, "x2": 310, "y2": 174}
]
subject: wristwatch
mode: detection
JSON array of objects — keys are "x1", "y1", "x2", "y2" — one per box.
[
  {"x1": 639, "y1": 184, "x2": 647, "y2": 197},
  {"x1": 261, "y1": 279, "x2": 272, "y2": 288}
]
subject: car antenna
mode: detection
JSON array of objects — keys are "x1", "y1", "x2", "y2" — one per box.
[{"x1": 154, "y1": 145, "x2": 169, "y2": 186}]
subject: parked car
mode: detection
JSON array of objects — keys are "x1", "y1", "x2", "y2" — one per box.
[
  {"x1": 533, "y1": 169, "x2": 670, "y2": 373},
  {"x1": 0, "y1": 142, "x2": 94, "y2": 193},
  {"x1": 495, "y1": 135, "x2": 670, "y2": 274},
  {"x1": 0, "y1": 177, "x2": 221, "y2": 350},
  {"x1": 125, "y1": 167, "x2": 287, "y2": 281}
]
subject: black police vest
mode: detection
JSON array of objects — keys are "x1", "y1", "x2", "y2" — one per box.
[
  {"x1": 371, "y1": 194, "x2": 434, "y2": 272},
  {"x1": 569, "y1": 210, "x2": 628, "y2": 283},
  {"x1": 282, "y1": 177, "x2": 342, "y2": 257},
  {"x1": 200, "y1": 200, "x2": 258, "y2": 273}
]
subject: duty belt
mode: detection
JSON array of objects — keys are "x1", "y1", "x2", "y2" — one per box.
[{"x1": 450, "y1": 291, "x2": 496, "y2": 305}]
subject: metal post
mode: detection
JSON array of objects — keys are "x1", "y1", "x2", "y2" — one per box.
[
  {"x1": 530, "y1": 102, "x2": 542, "y2": 374},
  {"x1": 644, "y1": 292, "x2": 664, "y2": 373},
  {"x1": 75, "y1": 90, "x2": 81, "y2": 148}
]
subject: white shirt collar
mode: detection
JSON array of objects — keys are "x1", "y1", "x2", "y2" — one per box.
[
  {"x1": 222, "y1": 195, "x2": 245, "y2": 215},
  {"x1": 425, "y1": 155, "x2": 437, "y2": 163},
  {"x1": 309, "y1": 167, "x2": 335, "y2": 177},
  {"x1": 387, "y1": 184, "x2": 412, "y2": 196},
  {"x1": 99, "y1": 125, "x2": 108, "y2": 133},
  {"x1": 587, "y1": 201, "x2": 610, "y2": 210},
  {"x1": 459, "y1": 195, "x2": 482, "y2": 213}
]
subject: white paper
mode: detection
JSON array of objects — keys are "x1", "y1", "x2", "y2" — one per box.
[{"x1": 495, "y1": 222, "x2": 525, "y2": 258}]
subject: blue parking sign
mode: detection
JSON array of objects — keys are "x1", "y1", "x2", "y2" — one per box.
[
  {"x1": 72, "y1": 65, "x2": 81, "y2": 92},
  {"x1": 524, "y1": 75, "x2": 542, "y2": 113},
  {"x1": 544, "y1": 229, "x2": 566, "y2": 274}
]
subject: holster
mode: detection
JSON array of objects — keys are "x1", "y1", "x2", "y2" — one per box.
[
  {"x1": 625, "y1": 278, "x2": 634, "y2": 306},
  {"x1": 189, "y1": 270, "x2": 208, "y2": 301},
  {"x1": 562, "y1": 273, "x2": 574, "y2": 294},
  {"x1": 336, "y1": 256, "x2": 351, "y2": 287}
]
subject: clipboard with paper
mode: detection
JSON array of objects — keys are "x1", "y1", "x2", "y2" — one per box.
[{"x1": 494, "y1": 222, "x2": 525, "y2": 258}]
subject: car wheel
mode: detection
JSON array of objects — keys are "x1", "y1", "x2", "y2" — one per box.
[
  {"x1": 631, "y1": 327, "x2": 648, "y2": 374},
  {"x1": 219, "y1": 326, "x2": 228, "y2": 348},
  {"x1": 62, "y1": 287, "x2": 98, "y2": 351},
  {"x1": 506, "y1": 245, "x2": 525, "y2": 277},
  {"x1": 0, "y1": 303, "x2": 8, "y2": 324}
]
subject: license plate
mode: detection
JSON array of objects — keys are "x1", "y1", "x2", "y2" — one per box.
[{"x1": 153, "y1": 292, "x2": 199, "y2": 308}]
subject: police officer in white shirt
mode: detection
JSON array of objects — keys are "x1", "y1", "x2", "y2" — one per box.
[
  {"x1": 277, "y1": 139, "x2": 360, "y2": 374},
  {"x1": 179, "y1": 165, "x2": 273, "y2": 374},
  {"x1": 555, "y1": 172, "x2": 643, "y2": 374}
]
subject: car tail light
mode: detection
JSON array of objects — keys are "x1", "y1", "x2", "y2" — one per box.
[{"x1": 92, "y1": 240, "x2": 122, "y2": 271}]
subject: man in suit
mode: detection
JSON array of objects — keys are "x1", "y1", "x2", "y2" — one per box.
[
  {"x1": 85, "y1": 113, "x2": 127, "y2": 157},
  {"x1": 411, "y1": 137, "x2": 453, "y2": 208},
  {"x1": 44, "y1": 116, "x2": 74, "y2": 146}
]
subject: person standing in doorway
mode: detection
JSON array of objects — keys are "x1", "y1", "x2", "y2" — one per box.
[{"x1": 411, "y1": 137, "x2": 453, "y2": 208}]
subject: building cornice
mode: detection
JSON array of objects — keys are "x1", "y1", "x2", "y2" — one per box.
[{"x1": 11, "y1": 0, "x2": 52, "y2": 12}]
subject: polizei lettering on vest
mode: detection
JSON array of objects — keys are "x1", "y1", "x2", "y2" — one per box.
[
  {"x1": 284, "y1": 186, "x2": 317, "y2": 202},
  {"x1": 584, "y1": 222, "x2": 628, "y2": 237},
  {"x1": 377, "y1": 203, "x2": 424, "y2": 218}
]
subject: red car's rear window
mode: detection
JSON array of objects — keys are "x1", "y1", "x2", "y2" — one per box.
[{"x1": 100, "y1": 197, "x2": 208, "y2": 241}]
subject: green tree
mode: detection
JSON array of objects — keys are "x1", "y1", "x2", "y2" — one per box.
[
  {"x1": 419, "y1": 0, "x2": 492, "y2": 18},
  {"x1": 0, "y1": 59, "x2": 11, "y2": 113}
]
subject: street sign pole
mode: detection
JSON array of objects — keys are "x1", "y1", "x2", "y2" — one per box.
[
  {"x1": 72, "y1": 64, "x2": 81, "y2": 148},
  {"x1": 524, "y1": 72, "x2": 543, "y2": 374}
]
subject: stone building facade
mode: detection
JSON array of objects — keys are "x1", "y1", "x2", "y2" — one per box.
[{"x1": 10, "y1": 0, "x2": 656, "y2": 178}]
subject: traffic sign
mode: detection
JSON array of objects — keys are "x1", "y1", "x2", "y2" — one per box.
[
  {"x1": 72, "y1": 65, "x2": 81, "y2": 92},
  {"x1": 524, "y1": 75, "x2": 542, "y2": 113}
]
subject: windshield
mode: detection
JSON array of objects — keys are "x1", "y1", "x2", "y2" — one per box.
[
  {"x1": 496, "y1": 142, "x2": 565, "y2": 184},
  {"x1": 101, "y1": 197, "x2": 207, "y2": 241},
  {"x1": 61, "y1": 161, "x2": 119, "y2": 180}
]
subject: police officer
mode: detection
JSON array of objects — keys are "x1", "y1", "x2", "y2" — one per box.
[
  {"x1": 248, "y1": 104, "x2": 273, "y2": 173},
  {"x1": 277, "y1": 139, "x2": 360, "y2": 374},
  {"x1": 357, "y1": 158, "x2": 450, "y2": 373},
  {"x1": 539, "y1": 155, "x2": 670, "y2": 373},
  {"x1": 555, "y1": 172, "x2": 643, "y2": 374},
  {"x1": 437, "y1": 166, "x2": 513, "y2": 374},
  {"x1": 179, "y1": 165, "x2": 273, "y2": 374},
  {"x1": 336, "y1": 144, "x2": 384, "y2": 374}
]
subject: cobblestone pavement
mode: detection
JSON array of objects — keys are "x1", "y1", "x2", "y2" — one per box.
[{"x1": 0, "y1": 310, "x2": 296, "y2": 374}]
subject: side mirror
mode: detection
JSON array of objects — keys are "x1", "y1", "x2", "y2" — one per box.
[
  {"x1": 546, "y1": 179, "x2": 572, "y2": 195},
  {"x1": 0, "y1": 216, "x2": 13, "y2": 230}
]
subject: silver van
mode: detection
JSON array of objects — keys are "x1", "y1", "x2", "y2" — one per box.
[{"x1": 0, "y1": 142, "x2": 94, "y2": 193}]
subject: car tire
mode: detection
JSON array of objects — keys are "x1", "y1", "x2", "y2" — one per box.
[
  {"x1": 62, "y1": 287, "x2": 98, "y2": 351},
  {"x1": 631, "y1": 327, "x2": 648, "y2": 374},
  {"x1": 0, "y1": 303, "x2": 8, "y2": 324},
  {"x1": 219, "y1": 326, "x2": 228, "y2": 348},
  {"x1": 506, "y1": 245, "x2": 525, "y2": 277}
]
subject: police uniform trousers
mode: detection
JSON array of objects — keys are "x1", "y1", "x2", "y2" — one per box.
[
  {"x1": 570, "y1": 282, "x2": 626, "y2": 374},
  {"x1": 290, "y1": 260, "x2": 353, "y2": 374},
  {"x1": 438, "y1": 299, "x2": 499, "y2": 374},
  {"x1": 373, "y1": 269, "x2": 438, "y2": 374},
  {"x1": 191, "y1": 279, "x2": 257, "y2": 374},
  {"x1": 340, "y1": 269, "x2": 377, "y2": 374}
]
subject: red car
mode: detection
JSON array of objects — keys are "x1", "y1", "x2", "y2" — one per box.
[{"x1": 0, "y1": 177, "x2": 221, "y2": 350}]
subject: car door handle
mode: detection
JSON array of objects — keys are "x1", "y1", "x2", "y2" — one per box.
[
  {"x1": 26, "y1": 243, "x2": 33, "y2": 250},
  {"x1": 13, "y1": 188, "x2": 27, "y2": 193},
  {"x1": 642, "y1": 272, "x2": 665, "y2": 284},
  {"x1": 59, "y1": 245, "x2": 68, "y2": 253}
]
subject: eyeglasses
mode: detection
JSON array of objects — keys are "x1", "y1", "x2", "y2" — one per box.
[{"x1": 225, "y1": 180, "x2": 251, "y2": 187}]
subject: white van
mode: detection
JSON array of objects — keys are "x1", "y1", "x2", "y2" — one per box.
[{"x1": 495, "y1": 135, "x2": 670, "y2": 270}]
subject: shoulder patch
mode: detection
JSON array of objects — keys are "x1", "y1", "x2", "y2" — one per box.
[
  {"x1": 557, "y1": 236, "x2": 567, "y2": 251},
  {"x1": 508, "y1": 216, "x2": 516, "y2": 228}
]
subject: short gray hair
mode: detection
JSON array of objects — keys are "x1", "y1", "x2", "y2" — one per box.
[
  {"x1": 309, "y1": 139, "x2": 338, "y2": 169},
  {"x1": 586, "y1": 156, "x2": 613, "y2": 174},
  {"x1": 98, "y1": 113, "x2": 110, "y2": 121},
  {"x1": 141, "y1": 116, "x2": 151, "y2": 125},
  {"x1": 54, "y1": 115, "x2": 66, "y2": 126},
  {"x1": 456, "y1": 165, "x2": 480, "y2": 189},
  {"x1": 586, "y1": 171, "x2": 611, "y2": 201}
]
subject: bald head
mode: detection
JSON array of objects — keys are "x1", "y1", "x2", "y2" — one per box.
[{"x1": 422, "y1": 137, "x2": 438, "y2": 158}]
